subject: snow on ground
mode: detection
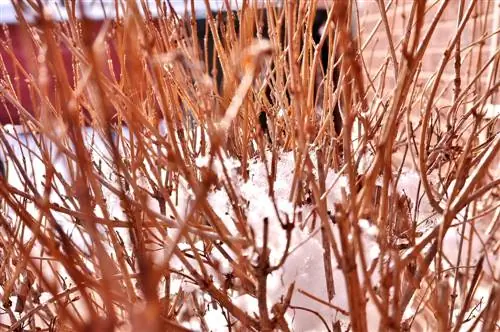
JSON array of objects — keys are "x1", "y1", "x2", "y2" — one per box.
[
  {"x1": 0, "y1": 123, "x2": 495, "y2": 331},
  {"x1": 190, "y1": 148, "x2": 387, "y2": 331}
]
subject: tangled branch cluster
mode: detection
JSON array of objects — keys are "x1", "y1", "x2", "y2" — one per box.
[{"x1": 0, "y1": 1, "x2": 498, "y2": 331}]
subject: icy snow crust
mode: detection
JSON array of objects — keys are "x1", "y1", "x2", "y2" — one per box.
[{"x1": 169, "y1": 145, "x2": 383, "y2": 331}]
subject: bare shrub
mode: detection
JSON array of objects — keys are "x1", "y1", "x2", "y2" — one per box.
[{"x1": 0, "y1": 1, "x2": 498, "y2": 331}]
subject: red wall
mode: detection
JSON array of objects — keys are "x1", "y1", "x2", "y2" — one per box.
[{"x1": 0, "y1": 20, "x2": 121, "y2": 125}]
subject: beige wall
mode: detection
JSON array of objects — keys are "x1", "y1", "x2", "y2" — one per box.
[{"x1": 358, "y1": 0, "x2": 499, "y2": 106}]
